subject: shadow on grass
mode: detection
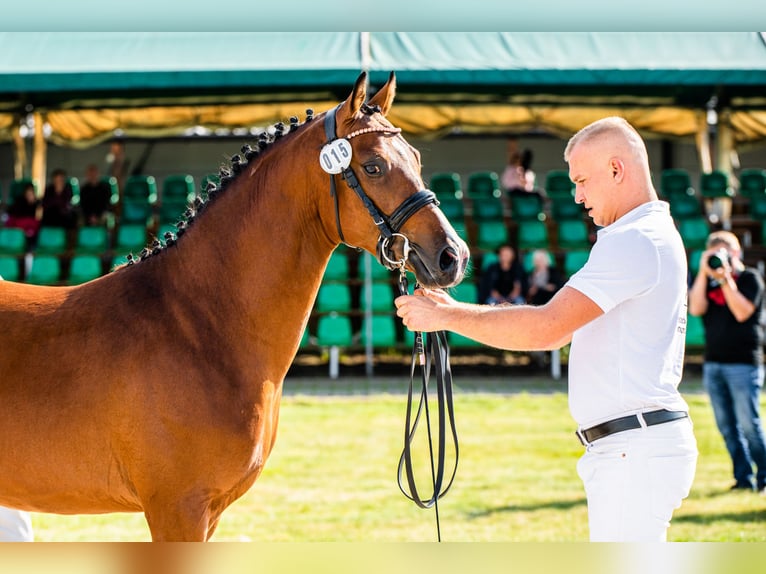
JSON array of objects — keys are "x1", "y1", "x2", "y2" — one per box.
[
  {"x1": 674, "y1": 507, "x2": 766, "y2": 525},
  {"x1": 466, "y1": 497, "x2": 586, "y2": 519}
]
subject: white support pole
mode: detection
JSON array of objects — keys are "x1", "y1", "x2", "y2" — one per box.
[
  {"x1": 550, "y1": 349, "x2": 561, "y2": 380},
  {"x1": 329, "y1": 346, "x2": 340, "y2": 380}
]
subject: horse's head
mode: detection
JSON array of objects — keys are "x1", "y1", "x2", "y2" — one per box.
[{"x1": 318, "y1": 71, "x2": 469, "y2": 289}]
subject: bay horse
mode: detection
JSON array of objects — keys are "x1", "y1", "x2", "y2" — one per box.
[{"x1": 0, "y1": 71, "x2": 469, "y2": 541}]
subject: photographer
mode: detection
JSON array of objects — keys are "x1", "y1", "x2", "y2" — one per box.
[{"x1": 689, "y1": 230, "x2": 766, "y2": 493}]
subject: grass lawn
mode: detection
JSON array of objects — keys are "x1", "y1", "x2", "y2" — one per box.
[{"x1": 28, "y1": 365, "x2": 766, "y2": 542}]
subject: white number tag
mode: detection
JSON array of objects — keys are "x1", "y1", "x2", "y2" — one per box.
[{"x1": 319, "y1": 139, "x2": 352, "y2": 174}]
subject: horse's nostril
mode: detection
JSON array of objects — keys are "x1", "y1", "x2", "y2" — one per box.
[{"x1": 439, "y1": 246, "x2": 458, "y2": 272}]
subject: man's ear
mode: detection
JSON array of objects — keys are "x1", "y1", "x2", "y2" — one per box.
[{"x1": 610, "y1": 158, "x2": 625, "y2": 183}]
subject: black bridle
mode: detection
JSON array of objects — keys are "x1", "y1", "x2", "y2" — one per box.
[
  {"x1": 322, "y1": 105, "x2": 458, "y2": 541},
  {"x1": 322, "y1": 104, "x2": 439, "y2": 270}
]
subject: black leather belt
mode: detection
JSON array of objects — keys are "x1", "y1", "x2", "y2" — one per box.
[{"x1": 576, "y1": 409, "x2": 689, "y2": 446}]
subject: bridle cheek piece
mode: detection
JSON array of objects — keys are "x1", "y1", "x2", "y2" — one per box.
[{"x1": 321, "y1": 104, "x2": 439, "y2": 271}]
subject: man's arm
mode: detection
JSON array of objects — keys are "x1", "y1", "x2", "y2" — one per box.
[
  {"x1": 720, "y1": 275, "x2": 757, "y2": 323},
  {"x1": 395, "y1": 285, "x2": 602, "y2": 351}
]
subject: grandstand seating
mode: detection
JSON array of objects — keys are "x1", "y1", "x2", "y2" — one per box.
[
  {"x1": 510, "y1": 194, "x2": 543, "y2": 221},
  {"x1": 470, "y1": 196, "x2": 504, "y2": 222},
  {"x1": 360, "y1": 314, "x2": 398, "y2": 347},
  {"x1": 159, "y1": 174, "x2": 195, "y2": 224},
  {"x1": 516, "y1": 220, "x2": 550, "y2": 250},
  {"x1": 475, "y1": 220, "x2": 509, "y2": 251},
  {"x1": 677, "y1": 216, "x2": 710, "y2": 250},
  {"x1": 550, "y1": 196, "x2": 583, "y2": 221},
  {"x1": 315, "y1": 282, "x2": 353, "y2": 313},
  {"x1": 556, "y1": 220, "x2": 590, "y2": 250},
  {"x1": 0, "y1": 255, "x2": 21, "y2": 281},
  {"x1": 738, "y1": 168, "x2": 766, "y2": 198},
  {"x1": 0, "y1": 227, "x2": 28, "y2": 256},
  {"x1": 121, "y1": 175, "x2": 158, "y2": 225},
  {"x1": 75, "y1": 225, "x2": 109, "y2": 255},
  {"x1": 26, "y1": 255, "x2": 61, "y2": 285},
  {"x1": 466, "y1": 171, "x2": 501, "y2": 199},
  {"x1": 668, "y1": 194, "x2": 702, "y2": 220},
  {"x1": 544, "y1": 170, "x2": 574, "y2": 199},
  {"x1": 6, "y1": 157, "x2": 765, "y2": 367},
  {"x1": 699, "y1": 170, "x2": 734, "y2": 199},
  {"x1": 429, "y1": 172, "x2": 463, "y2": 199},
  {"x1": 68, "y1": 255, "x2": 103, "y2": 285},
  {"x1": 35, "y1": 227, "x2": 68, "y2": 255},
  {"x1": 660, "y1": 169, "x2": 694, "y2": 198}
]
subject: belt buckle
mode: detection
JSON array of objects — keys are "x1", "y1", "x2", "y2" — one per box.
[{"x1": 575, "y1": 428, "x2": 588, "y2": 446}]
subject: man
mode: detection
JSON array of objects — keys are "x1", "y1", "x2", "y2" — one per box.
[
  {"x1": 689, "y1": 230, "x2": 766, "y2": 493},
  {"x1": 395, "y1": 116, "x2": 698, "y2": 542}
]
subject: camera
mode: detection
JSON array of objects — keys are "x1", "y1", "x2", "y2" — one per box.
[{"x1": 708, "y1": 248, "x2": 729, "y2": 270}]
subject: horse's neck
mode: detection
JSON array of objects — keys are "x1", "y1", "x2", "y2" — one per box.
[{"x1": 145, "y1": 165, "x2": 334, "y2": 376}]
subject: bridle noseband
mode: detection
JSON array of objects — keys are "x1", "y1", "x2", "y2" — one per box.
[{"x1": 322, "y1": 104, "x2": 439, "y2": 270}]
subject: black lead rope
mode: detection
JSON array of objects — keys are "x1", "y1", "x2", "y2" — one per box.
[{"x1": 395, "y1": 271, "x2": 459, "y2": 542}]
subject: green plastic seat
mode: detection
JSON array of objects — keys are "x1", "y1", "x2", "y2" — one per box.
[
  {"x1": 688, "y1": 249, "x2": 704, "y2": 276},
  {"x1": 668, "y1": 194, "x2": 702, "y2": 220},
  {"x1": 0, "y1": 227, "x2": 28, "y2": 255},
  {"x1": 557, "y1": 220, "x2": 590, "y2": 249},
  {"x1": 75, "y1": 226, "x2": 109, "y2": 255},
  {"x1": 450, "y1": 281, "x2": 479, "y2": 303},
  {"x1": 68, "y1": 254, "x2": 103, "y2": 284},
  {"x1": 475, "y1": 220, "x2": 509, "y2": 252},
  {"x1": 551, "y1": 196, "x2": 583, "y2": 221},
  {"x1": 26, "y1": 255, "x2": 61, "y2": 285},
  {"x1": 438, "y1": 197, "x2": 466, "y2": 223},
  {"x1": 316, "y1": 313, "x2": 354, "y2": 347},
  {"x1": 323, "y1": 251, "x2": 351, "y2": 282},
  {"x1": 677, "y1": 217, "x2": 710, "y2": 250},
  {"x1": 121, "y1": 175, "x2": 158, "y2": 224},
  {"x1": 685, "y1": 313, "x2": 705, "y2": 348},
  {"x1": 471, "y1": 197, "x2": 504, "y2": 222},
  {"x1": 699, "y1": 170, "x2": 733, "y2": 199},
  {"x1": 544, "y1": 170, "x2": 574, "y2": 199},
  {"x1": 430, "y1": 172, "x2": 463, "y2": 200},
  {"x1": 466, "y1": 171, "x2": 501, "y2": 199},
  {"x1": 0, "y1": 255, "x2": 21, "y2": 281},
  {"x1": 517, "y1": 220, "x2": 550, "y2": 250},
  {"x1": 360, "y1": 314, "x2": 398, "y2": 347},
  {"x1": 35, "y1": 227, "x2": 68, "y2": 255},
  {"x1": 115, "y1": 224, "x2": 148, "y2": 252},
  {"x1": 160, "y1": 174, "x2": 196, "y2": 224},
  {"x1": 738, "y1": 169, "x2": 766, "y2": 198},
  {"x1": 563, "y1": 249, "x2": 591, "y2": 277},
  {"x1": 360, "y1": 282, "x2": 394, "y2": 313},
  {"x1": 660, "y1": 169, "x2": 694, "y2": 198},
  {"x1": 510, "y1": 194, "x2": 543, "y2": 222},
  {"x1": 750, "y1": 195, "x2": 766, "y2": 220},
  {"x1": 316, "y1": 282, "x2": 353, "y2": 313}
]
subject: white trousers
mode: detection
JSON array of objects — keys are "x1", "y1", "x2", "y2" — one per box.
[
  {"x1": 0, "y1": 507, "x2": 33, "y2": 542},
  {"x1": 576, "y1": 417, "x2": 698, "y2": 542}
]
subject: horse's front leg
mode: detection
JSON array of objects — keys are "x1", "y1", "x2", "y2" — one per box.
[{"x1": 143, "y1": 493, "x2": 213, "y2": 541}]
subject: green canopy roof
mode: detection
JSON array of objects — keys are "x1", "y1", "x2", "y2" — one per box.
[{"x1": 1, "y1": 32, "x2": 766, "y2": 110}]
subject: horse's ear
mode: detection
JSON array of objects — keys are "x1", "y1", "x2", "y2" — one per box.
[
  {"x1": 367, "y1": 71, "x2": 396, "y2": 117},
  {"x1": 336, "y1": 71, "x2": 369, "y2": 127}
]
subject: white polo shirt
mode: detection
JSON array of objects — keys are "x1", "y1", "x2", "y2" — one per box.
[{"x1": 565, "y1": 200, "x2": 690, "y2": 427}]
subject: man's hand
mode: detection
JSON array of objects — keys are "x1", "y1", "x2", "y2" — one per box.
[{"x1": 394, "y1": 288, "x2": 455, "y2": 332}]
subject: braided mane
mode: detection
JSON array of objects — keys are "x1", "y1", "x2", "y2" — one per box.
[{"x1": 123, "y1": 109, "x2": 316, "y2": 266}]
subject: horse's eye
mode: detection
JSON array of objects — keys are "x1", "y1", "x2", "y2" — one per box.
[{"x1": 363, "y1": 163, "x2": 382, "y2": 176}]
